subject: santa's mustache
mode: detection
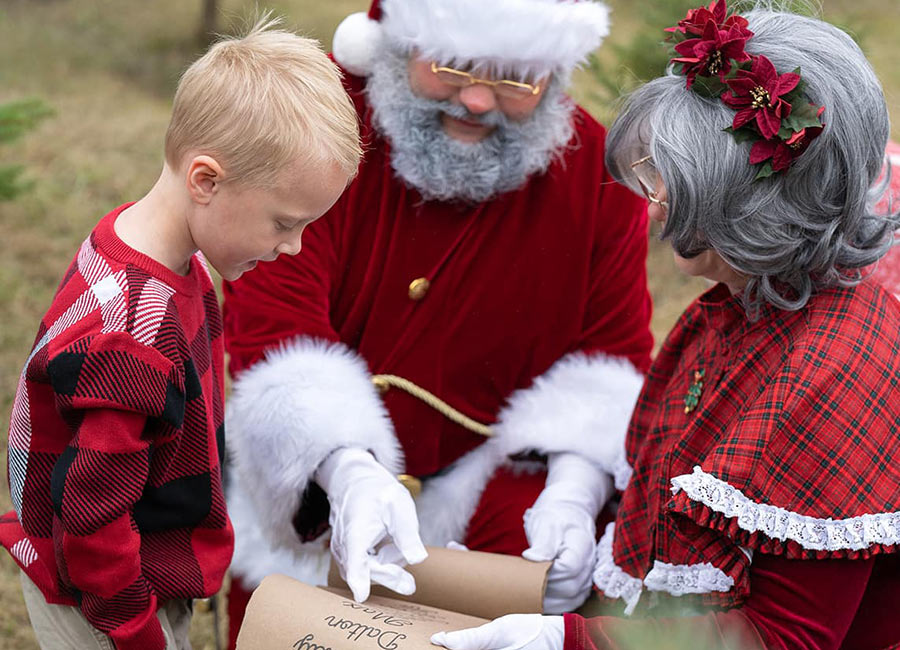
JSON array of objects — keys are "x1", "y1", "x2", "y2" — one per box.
[{"x1": 438, "y1": 103, "x2": 509, "y2": 129}]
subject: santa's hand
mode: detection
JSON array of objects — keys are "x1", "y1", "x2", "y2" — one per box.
[
  {"x1": 431, "y1": 615, "x2": 563, "y2": 650},
  {"x1": 522, "y1": 453, "x2": 612, "y2": 613},
  {"x1": 315, "y1": 447, "x2": 428, "y2": 602}
]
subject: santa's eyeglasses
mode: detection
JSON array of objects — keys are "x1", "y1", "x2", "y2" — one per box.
[{"x1": 430, "y1": 62, "x2": 542, "y2": 99}]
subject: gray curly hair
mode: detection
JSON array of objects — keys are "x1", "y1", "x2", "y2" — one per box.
[{"x1": 605, "y1": 2, "x2": 899, "y2": 312}]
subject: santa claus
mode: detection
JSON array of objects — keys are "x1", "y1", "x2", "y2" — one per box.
[{"x1": 221, "y1": 1, "x2": 653, "y2": 646}]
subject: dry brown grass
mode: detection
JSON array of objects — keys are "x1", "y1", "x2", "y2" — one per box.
[{"x1": 0, "y1": 0, "x2": 896, "y2": 648}]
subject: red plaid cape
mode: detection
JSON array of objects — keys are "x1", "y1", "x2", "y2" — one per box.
[{"x1": 599, "y1": 280, "x2": 900, "y2": 614}]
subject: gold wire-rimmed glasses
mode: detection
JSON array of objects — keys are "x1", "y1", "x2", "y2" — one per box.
[
  {"x1": 429, "y1": 61, "x2": 542, "y2": 99},
  {"x1": 630, "y1": 155, "x2": 669, "y2": 210}
]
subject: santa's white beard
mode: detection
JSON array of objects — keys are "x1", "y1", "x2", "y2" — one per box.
[{"x1": 366, "y1": 45, "x2": 576, "y2": 204}]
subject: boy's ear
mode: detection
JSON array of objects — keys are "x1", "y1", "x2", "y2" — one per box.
[{"x1": 186, "y1": 155, "x2": 225, "y2": 205}]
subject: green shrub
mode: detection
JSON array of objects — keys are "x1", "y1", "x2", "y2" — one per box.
[{"x1": 0, "y1": 98, "x2": 54, "y2": 201}]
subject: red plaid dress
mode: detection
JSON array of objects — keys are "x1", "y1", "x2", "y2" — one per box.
[{"x1": 595, "y1": 280, "x2": 900, "y2": 616}]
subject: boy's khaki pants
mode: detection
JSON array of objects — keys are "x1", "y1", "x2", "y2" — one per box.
[{"x1": 20, "y1": 571, "x2": 192, "y2": 650}]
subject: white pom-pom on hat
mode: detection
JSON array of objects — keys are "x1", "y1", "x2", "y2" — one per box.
[{"x1": 332, "y1": 11, "x2": 383, "y2": 77}]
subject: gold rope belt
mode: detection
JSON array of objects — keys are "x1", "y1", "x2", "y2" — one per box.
[{"x1": 371, "y1": 374, "x2": 494, "y2": 438}]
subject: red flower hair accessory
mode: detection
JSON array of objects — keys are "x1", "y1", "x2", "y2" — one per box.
[{"x1": 666, "y1": 0, "x2": 826, "y2": 179}]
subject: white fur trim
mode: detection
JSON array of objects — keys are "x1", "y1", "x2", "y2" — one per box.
[
  {"x1": 227, "y1": 346, "x2": 640, "y2": 586},
  {"x1": 416, "y1": 443, "x2": 512, "y2": 546},
  {"x1": 491, "y1": 352, "x2": 643, "y2": 473},
  {"x1": 226, "y1": 338, "x2": 402, "y2": 555},
  {"x1": 333, "y1": 12, "x2": 383, "y2": 77},
  {"x1": 381, "y1": 0, "x2": 610, "y2": 72},
  {"x1": 671, "y1": 466, "x2": 900, "y2": 551},
  {"x1": 228, "y1": 440, "x2": 512, "y2": 586},
  {"x1": 418, "y1": 351, "x2": 644, "y2": 545},
  {"x1": 611, "y1": 449, "x2": 633, "y2": 491},
  {"x1": 592, "y1": 522, "x2": 733, "y2": 616},
  {"x1": 227, "y1": 475, "x2": 331, "y2": 589}
]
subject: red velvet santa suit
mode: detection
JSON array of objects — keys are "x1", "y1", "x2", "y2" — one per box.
[{"x1": 220, "y1": 66, "x2": 652, "y2": 639}]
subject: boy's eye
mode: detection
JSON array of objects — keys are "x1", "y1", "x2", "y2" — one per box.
[{"x1": 275, "y1": 221, "x2": 292, "y2": 232}]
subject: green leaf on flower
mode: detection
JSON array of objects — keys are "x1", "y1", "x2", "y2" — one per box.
[
  {"x1": 723, "y1": 62, "x2": 742, "y2": 81},
  {"x1": 782, "y1": 104, "x2": 823, "y2": 132},
  {"x1": 754, "y1": 162, "x2": 776, "y2": 180},
  {"x1": 724, "y1": 126, "x2": 758, "y2": 144},
  {"x1": 692, "y1": 76, "x2": 728, "y2": 98}
]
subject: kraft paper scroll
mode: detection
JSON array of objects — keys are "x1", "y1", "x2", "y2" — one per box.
[
  {"x1": 236, "y1": 574, "x2": 487, "y2": 650},
  {"x1": 236, "y1": 546, "x2": 552, "y2": 650},
  {"x1": 327, "y1": 545, "x2": 551, "y2": 620}
]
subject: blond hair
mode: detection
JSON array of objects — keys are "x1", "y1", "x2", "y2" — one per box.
[{"x1": 165, "y1": 13, "x2": 361, "y2": 187}]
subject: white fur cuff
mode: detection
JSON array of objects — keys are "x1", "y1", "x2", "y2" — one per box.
[
  {"x1": 226, "y1": 338, "x2": 403, "y2": 553},
  {"x1": 491, "y1": 352, "x2": 643, "y2": 472}
]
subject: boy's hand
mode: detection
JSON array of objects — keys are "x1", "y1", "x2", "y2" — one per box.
[
  {"x1": 522, "y1": 453, "x2": 612, "y2": 613},
  {"x1": 315, "y1": 447, "x2": 428, "y2": 602},
  {"x1": 431, "y1": 614, "x2": 564, "y2": 650}
]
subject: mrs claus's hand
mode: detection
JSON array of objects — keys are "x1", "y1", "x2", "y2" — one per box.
[{"x1": 431, "y1": 615, "x2": 564, "y2": 650}]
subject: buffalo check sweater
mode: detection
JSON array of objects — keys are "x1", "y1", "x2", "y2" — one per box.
[{"x1": 1, "y1": 204, "x2": 234, "y2": 650}]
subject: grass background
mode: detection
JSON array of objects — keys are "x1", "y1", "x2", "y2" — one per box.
[{"x1": 0, "y1": 1, "x2": 897, "y2": 647}]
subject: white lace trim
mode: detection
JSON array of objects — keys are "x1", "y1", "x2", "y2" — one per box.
[
  {"x1": 671, "y1": 465, "x2": 900, "y2": 552},
  {"x1": 611, "y1": 450, "x2": 633, "y2": 491},
  {"x1": 592, "y1": 523, "x2": 643, "y2": 615},
  {"x1": 592, "y1": 522, "x2": 734, "y2": 615},
  {"x1": 643, "y1": 560, "x2": 733, "y2": 596}
]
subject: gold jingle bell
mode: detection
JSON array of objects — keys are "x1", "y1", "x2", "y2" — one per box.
[
  {"x1": 408, "y1": 277, "x2": 430, "y2": 301},
  {"x1": 397, "y1": 474, "x2": 423, "y2": 499}
]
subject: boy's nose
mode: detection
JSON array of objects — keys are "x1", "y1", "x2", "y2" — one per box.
[
  {"x1": 457, "y1": 83, "x2": 497, "y2": 115},
  {"x1": 277, "y1": 237, "x2": 302, "y2": 257}
]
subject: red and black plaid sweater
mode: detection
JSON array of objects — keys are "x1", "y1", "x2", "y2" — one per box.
[{"x1": 1, "y1": 205, "x2": 234, "y2": 650}]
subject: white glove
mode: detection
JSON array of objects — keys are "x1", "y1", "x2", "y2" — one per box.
[
  {"x1": 431, "y1": 614, "x2": 564, "y2": 650},
  {"x1": 522, "y1": 452, "x2": 612, "y2": 613},
  {"x1": 315, "y1": 447, "x2": 428, "y2": 602}
]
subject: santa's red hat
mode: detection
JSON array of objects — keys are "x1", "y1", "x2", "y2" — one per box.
[{"x1": 333, "y1": 0, "x2": 611, "y2": 77}]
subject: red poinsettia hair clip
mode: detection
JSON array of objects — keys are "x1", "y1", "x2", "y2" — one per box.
[{"x1": 666, "y1": 0, "x2": 826, "y2": 179}]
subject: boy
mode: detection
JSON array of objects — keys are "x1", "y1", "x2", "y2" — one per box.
[{"x1": 0, "y1": 14, "x2": 361, "y2": 650}]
